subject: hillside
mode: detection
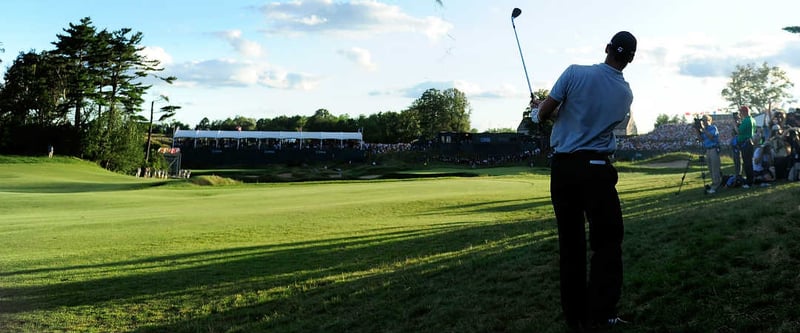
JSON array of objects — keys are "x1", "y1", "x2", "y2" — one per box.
[{"x1": 0, "y1": 156, "x2": 167, "y2": 193}]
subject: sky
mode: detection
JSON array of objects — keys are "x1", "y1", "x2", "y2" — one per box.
[{"x1": 1, "y1": 0, "x2": 799, "y2": 134}]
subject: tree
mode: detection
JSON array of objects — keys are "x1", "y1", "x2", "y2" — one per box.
[
  {"x1": 164, "y1": 120, "x2": 190, "y2": 132},
  {"x1": 334, "y1": 113, "x2": 359, "y2": 132},
  {"x1": 0, "y1": 18, "x2": 175, "y2": 167},
  {"x1": 145, "y1": 95, "x2": 181, "y2": 163},
  {"x1": 0, "y1": 51, "x2": 69, "y2": 126},
  {"x1": 100, "y1": 28, "x2": 173, "y2": 169},
  {"x1": 358, "y1": 111, "x2": 420, "y2": 143},
  {"x1": 84, "y1": 113, "x2": 144, "y2": 173},
  {"x1": 267, "y1": 115, "x2": 297, "y2": 131},
  {"x1": 232, "y1": 116, "x2": 257, "y2": 131},
  {"x1": 66, "y1": 21, "x2": 174, "y2": 170},
  {"x1": 0, "y1": 50, "x2": 78, "y2": 154},
  {"x1": 391, "y1": 110, "x2": 421, "y2": 143},
  {"x1": 653, "y1": 113, "x2": 684, "y2": 128},
  {"x1": 52, "y1": 17, "x2": 98, "y2": 132},
  {"x1": 721, "y1": 62, "x2": 794, "y2": 113},
  {"x1": 485, "y1": 128, "x2": 516, "y2": 133},
  {"x1": 196, "y1": 117, "x2": 211, "y2": 130},
  {"x1": 523, "y1": 88, "x2": 554, "y2": 141},
  {"x1": 784, "y1": 26, "x2": 800, "y2": 34},
  {"x1": 533, "y1": 88, "x2": 549, "y2": 101},
  {"x1": 305, "y1": 108, "x2": 336, "y2": 131},
  {"x1": 407, "y1": 88, "x2": 471, "y2": 140}
]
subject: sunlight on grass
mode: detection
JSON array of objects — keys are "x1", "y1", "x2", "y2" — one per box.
[{"x1": 3, "y1": 158, "x2": 800, "y2": 332}]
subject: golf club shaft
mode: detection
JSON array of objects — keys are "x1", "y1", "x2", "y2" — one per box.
[{"x1": 511, "y1": 18, "x2": 534, "y2": 99}]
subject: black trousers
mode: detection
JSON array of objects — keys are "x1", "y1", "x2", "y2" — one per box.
[
  {"x1": 550, "y1": 152, "x2": 624, "y2": 325},
  {"x1": 775, "y1": 156, "x2": 790, "y2": 179},
  {"x1": 741, "y1": 139, "x2": 755, "y2": 185}
]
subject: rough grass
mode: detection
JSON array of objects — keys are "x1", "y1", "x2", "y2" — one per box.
[
  {"x1": 1, "y1": 156, "x2": 799, "y2": 332},
  {"x1": 189, "y1": 175, "x2": 241, "y2": 186}
]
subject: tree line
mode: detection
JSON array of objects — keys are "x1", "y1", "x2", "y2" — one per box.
[
  {"x1": 0, "y1": 18, "x2": 475, "y2": 173},
  {"x1": 185, "y1": 86, "x2": 474, "y2": 144},
  {"x1": 3, "y1": 18, "x2": 795, "y2": 171},
  {"x1": 0, "y1": 17, "x2": 174, "y2": 172}
]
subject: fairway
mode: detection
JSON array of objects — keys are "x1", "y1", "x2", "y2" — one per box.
[{"x1": 2, "y1": 158, "x2": 800, "y2": 332}]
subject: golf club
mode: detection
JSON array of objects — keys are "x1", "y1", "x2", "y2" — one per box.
[{"x1": 511, "y1": 7, "x2": 534, "y2": 99}]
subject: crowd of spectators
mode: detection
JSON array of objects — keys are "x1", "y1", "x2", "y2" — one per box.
[
  {"x1": 615, "y1": 112, "x2": 800, "y2": 187},
  {"x1": 617, "y1": 116, "x2": 741, "y2": 152},
  {"x1": 363, "y1": 143, "x2": 413, "y2": 155},
  {"x1": 435, "y1": 148, "x2": 542, "y2": 167}
]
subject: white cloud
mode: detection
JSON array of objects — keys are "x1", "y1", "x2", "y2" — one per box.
[
  {"x1": 139, "y1": 46, "x2": 173, "y2": 65},
  {"x1": 216, "y1": 30, "x2": 264, "y2": 58},
  {"x1": 259, "y1": 0, "x2": 453, "y2": 41},
  {"x1": 643, "y1": 33, "x2": 800, "y2": 79},
  {"x1": 398, "y1": 80, "x2": 523, "y2": 99},
  {"x1": 166, "y1": 59, "x2": 322, "y2": 90},
  {"x1": 337, "y1": 47, "x2": 376, "y2": 71}
]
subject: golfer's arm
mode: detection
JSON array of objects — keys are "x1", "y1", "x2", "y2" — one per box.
[{"x1": 537, "y1": 96, "x2": 560, "y2": 122}]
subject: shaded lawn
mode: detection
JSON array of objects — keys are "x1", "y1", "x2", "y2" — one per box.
[{"x1": 1, "y1": 158, "x2": 800, "y2": 332}]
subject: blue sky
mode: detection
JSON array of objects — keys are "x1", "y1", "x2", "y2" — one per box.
[{"x1": 1, "y1": 0, "x2": 799, "y2": 134}]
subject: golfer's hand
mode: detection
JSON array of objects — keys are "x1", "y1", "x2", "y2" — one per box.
[{"x1": 529, "y1": 99, "x2": 542, "y2": 123}]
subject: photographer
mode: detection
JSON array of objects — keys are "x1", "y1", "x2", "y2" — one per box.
[
  {"x1": 753, "y1": 143, "x2": 775, "y2": 184},
  {"x1": 697, "y1": 115, "x2": 722, "y2": 193}
]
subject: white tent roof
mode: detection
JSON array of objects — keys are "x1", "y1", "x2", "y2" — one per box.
[
  {"x1": 174, "y1": 129, "x2": 363, "y2": 141},
  {"x1": 754, "y1": 113, "x2": 766, "y2": 126}
]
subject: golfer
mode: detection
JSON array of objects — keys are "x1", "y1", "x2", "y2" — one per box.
[{"x1": 531, "y1": 31, "x2": 636, "y2": 331}]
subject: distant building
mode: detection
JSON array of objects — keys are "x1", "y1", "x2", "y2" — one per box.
[
  {"x1": 613, "y1": 113, "x2": 638, "y2": 137},
  {"x1": 516, "y1": 110, "x2": 533, "y2": 135}
]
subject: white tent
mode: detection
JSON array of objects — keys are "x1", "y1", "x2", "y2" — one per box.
[
  {"x1": 173, "y1": 129, "x2": 364, "y2": 150},
  {"x1": 173, "y1": 129, "x2": 363, "y2": 141},
  {"x1": 754, "y1": 113, "x2": 767, "y2": 127}
]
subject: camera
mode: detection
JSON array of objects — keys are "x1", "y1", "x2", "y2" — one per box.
[
  {"x1": 732, "y1": 111, "x2": 741, "y2": 123},
  {"x1": 693, "y1": 116, "x2": 703, "y2": 131}
]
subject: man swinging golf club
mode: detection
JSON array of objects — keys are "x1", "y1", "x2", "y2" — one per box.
[{"x1": 531, "y1": 31, "x2": 637, "y2": 332}]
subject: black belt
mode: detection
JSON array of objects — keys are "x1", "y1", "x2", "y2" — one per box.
[{"x1": 553, "y1": 150, "x2": 612, "y2": 161}]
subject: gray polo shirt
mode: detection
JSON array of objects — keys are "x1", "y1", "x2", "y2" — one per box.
[{"x1": 548, "y1": 63, "x2": 633, "y2": 154}]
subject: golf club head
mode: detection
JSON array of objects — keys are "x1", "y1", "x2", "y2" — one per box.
[{"x1": 511, "y1": 8, "x2": 522, "y2": 19}]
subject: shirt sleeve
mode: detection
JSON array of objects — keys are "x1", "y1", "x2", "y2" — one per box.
[{"x1": 549, "y1": 65, "x2": 574, "y2": 102}]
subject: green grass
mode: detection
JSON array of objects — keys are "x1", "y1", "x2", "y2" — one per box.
[{"x1": 1, "y1": 156, "x2": 800, "y2": 332}]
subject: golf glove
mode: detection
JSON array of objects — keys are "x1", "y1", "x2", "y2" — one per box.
[{"x1": 531, "y1": 108, "x2": 541, "y2": 123}]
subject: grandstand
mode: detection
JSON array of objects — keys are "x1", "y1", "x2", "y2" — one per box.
[
  {"x1": 173, "y1": 129, "x2": 363, "y2": 150},
  {"x1": 171, "y1": 130, "x2": 366, "y2": 168}
]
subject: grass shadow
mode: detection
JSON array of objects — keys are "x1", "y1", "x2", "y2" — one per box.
[
  {"x1": 0, "y1": 180, "x2": 170, "y2": 193},
  {"x1": 1, "y1": 219, "x2": 561, "y2": 332}
]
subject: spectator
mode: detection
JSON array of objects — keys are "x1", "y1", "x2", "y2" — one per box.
[
  {"x1": 737, "y1": 106, "x2": 757, "y2": 188},
  {"x1": 753, "y1": 143, "x2": 775, "y2": 185},
  {"x1": 698, "y1": 115, "x2": 722, "y2": 193},
  {"x1": 768, "y1": 124, "x2": 792, "y2": 179}
]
